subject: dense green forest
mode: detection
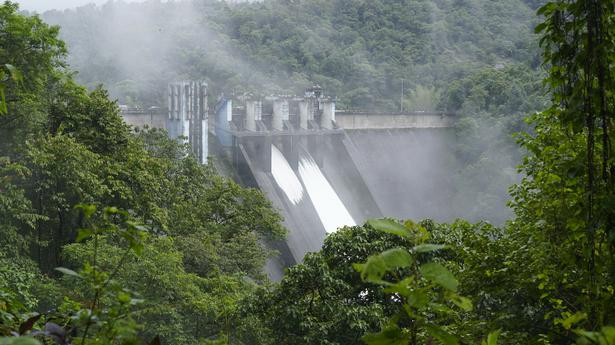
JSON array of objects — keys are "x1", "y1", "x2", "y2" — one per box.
[
  {"x1": 1, "y1": 0, "x2": 615, "y2": 344},
  {"x1": 40, "y1": 0, "x2": 544, "y2": 111}
]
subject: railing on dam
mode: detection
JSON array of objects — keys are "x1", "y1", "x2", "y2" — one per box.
[{"x1": 120, "y1": 108, "x2": 457, "y2": 132}]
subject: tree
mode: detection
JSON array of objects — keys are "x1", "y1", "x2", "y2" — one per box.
[
  {"x1": 353, "y1": 219, "x2": 473, "y2": 345},
  {"x1": 507, "y1": 0, "x2": 615, "y2": 335},
  {"x1": 246, "y1": 224, "x2": 401, "y2": 345},
  {"x1": 0, "y1": 4, "x2": 288, "y2": 344},
  {"x1": 248, "y1": 220, "x2": 508, "y2": 344},
  {"x1": 0, "y1": 2, "x2": 66, "y2": 153}
]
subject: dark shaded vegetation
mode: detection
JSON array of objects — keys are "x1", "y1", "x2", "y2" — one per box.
[{"x1": 1, "y1": 2, "x2": 284, "y2": 343}]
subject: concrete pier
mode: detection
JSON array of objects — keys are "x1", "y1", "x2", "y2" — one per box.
[
  {"x1": 245, "y1": 100, "x2": 262, "y2": 132},
  {"x1": 214, "y1": 98, "x2": 233, "y2": 147},
  {"x1": 272, "y1": 99, "x2": 289, "y2": 131},
  {"x1": 298, "y1": 101, "x2": 310, "y2": 130},
  {"x1": 166, "y1": 81, "x2": 208, "y2": 163},
  {"x1": 321, "y1": 100, "x2": 335, "y2": 130}
]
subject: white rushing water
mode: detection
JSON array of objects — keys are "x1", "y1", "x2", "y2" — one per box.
[
  {"x1": 298, "y1": 151, "x2": 356, "y2": 233},
  {"x1": 271, "y1": 144, "x2": 305, "y2": 205}
]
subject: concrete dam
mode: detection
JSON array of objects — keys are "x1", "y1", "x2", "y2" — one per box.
[{"x1": 121, "y1": 82, "x2": 457, "y2": 276}]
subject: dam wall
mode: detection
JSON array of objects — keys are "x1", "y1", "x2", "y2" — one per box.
[
  {"x1": 344, "y1": 129, "x2": 457, "y2": 221},
  {"x1": 121, "y1": 109, "x2": 167, "y2": 129},
  {"x1": 335, "y1": 111, "x2": 455, "y2": 129}
]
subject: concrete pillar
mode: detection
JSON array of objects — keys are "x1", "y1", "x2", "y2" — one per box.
[
  {"x1": 167, "y1": 84, "x2": 173, "y2": 120},
  {"x1": 167, "y1": 83, "x2": 182, "y2": 138},
  {"x1": 246, "y1": 100, "x2": 261, "y2": 131},
  {"x1": 298, "y1": 101, "x2": 310, "y2": 130},
  {"x1": 215, "y1": 99, "x2": 233, "y2": 147},
  {"x1": 173, "y1": 85, "x2": 179, "y2": 120},
  {"x1": 256, "y1": 101, "x2": 262, "y2": 121},
  {"x1": 167, "y1": 80, "x2": 208, "y2": 163},
  {"x1": 200, "y1": 118, "x2": 208, "y2": 164},
  {"x1": 166, "y1": 84, "x2": 174, "y2": 137},
  {"x1": 321, "y1": 100, "x2": 335, "y2": 130},
  {"x1": 307, "y1": 135, "x2": 324, "y2": 168},
  {"x1": 181, "y1": 83, "x2": 190, "y2": 141},
  {"x1": 272, "y1": 99, "x2": 289, "y2": 131},
  {"x1": 199, "y1": 82, "x2": 208, "y2": 162}
]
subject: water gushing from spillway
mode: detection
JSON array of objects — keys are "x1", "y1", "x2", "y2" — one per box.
[
  {"x1": 271, "y1": 144, "x2": 305, "y2": 205},
  {"x1": 298, "y1": 150, "x2": 356, "y2": 233}
]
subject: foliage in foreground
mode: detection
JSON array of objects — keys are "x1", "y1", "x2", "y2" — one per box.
[{"x1": 0, "y1": 2, "x2": 284, "y2": 344}]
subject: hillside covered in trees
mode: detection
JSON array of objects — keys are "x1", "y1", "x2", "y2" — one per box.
[
  {"x1": 41, "y1": 0, "x2": 544, "y2": 112},
  {"x1": 1, "y1": 0, "x2": 615, "y2": 344}
]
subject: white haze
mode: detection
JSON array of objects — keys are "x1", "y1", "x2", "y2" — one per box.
[
  {"x1": 41, "y1": 0, "x2": 281, "y2": 107},
  {"x1": 16, "y1": 0, "x2": 150, "y2": 12},
  {"x1": 36, "y1": 0, "x2": 537, "y2": 226}
]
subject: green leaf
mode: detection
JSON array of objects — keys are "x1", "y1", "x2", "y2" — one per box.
[
  {"x1": 76, "y1": 228, "x2": 93, "y2": 242},
  {"x1": 484, "y1": 330, "x2": 500, "y2": 345},
  {"x1": 384, "y1": 277, "x2": 414, "y2": 296},
  {"x1": 534, "y1": 22, "x2": 547, "y2": 34},
  {"x1": 406, "y1": 289, "x2": 430, "y2": 309},
  {"x1": 602, "y1": 326, "x2": 615, "y2": 340},
  {"x1": 76, "y1": 204, "x2": 97, "y2": 218},
  {"x1": 448, "y1": 293, "x2": 473, "y2": 312},
  {"x1": 354, "y1": 257, "x2": 387, "y2": 283},
  {"x1": 55, "y1": 267, "x2": 82, "y2": 279},
  {"x1": 412, "y1": 244, "x2": 446, "y2": 253},
  {"x1": 424, "y1": 324, "x2": 458, "y2": 345},
  {"x1": 117, "y1": 292, "x2": 131, "y2": 304},
  {"x1": 362, "y1": 325, "x2": 409, "y2": 345},
  {"x1": 367, "y1": 219, "x2": 413, "y2": 238},
  {"x1": 355, "y1": 248, "x2": 412, "y2": 283},
  {"x1": 380, "y1": 248, "x2": 413, "y2": 270},
  {"x1": 420, "y1": 262, "x2": 458, "y2": 292},
  {"x1": 0, "y1": 337, "x2": 42, "y2": 345},
  {"x1": 557, "y1": 311, "x2": 587, "y2": 330}
]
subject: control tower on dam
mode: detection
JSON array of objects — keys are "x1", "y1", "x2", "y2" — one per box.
[{"x1": 120, "y1": 82, "x2": 458, "y2": 277}]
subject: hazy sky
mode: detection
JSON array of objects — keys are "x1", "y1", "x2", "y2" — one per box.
[{"x1": 14, "y1": 0, "x2": 148, "y2": 12}]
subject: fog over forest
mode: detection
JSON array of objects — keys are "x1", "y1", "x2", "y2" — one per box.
[
  {"x1": 37, "y1": 0, "x2": 548, "y2": 224},
  {"x1": 15, "y1": 0, "x2": 149, "y2": 12}
]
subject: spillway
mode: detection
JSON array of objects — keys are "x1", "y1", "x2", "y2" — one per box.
[
  {"x1": 271, "y1": 144, "x2": 304, "y2": 205},
  {"x1": 298, "y1": 150, "x2": 356, "y2": 233},
  {"x1": 344, "y1": 129, "x2": 456, "y2": 221}
]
